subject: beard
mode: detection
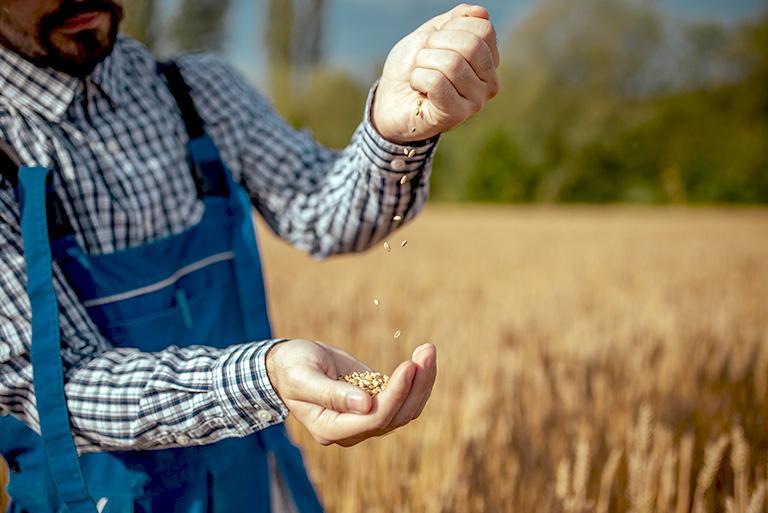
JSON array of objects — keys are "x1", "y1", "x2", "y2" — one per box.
[{"x1": 0, "y1": 0, "x2": 123, "y2": 77}]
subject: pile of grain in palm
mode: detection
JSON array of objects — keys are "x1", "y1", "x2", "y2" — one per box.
[{"x1": 338, "y1": 371, "x2": 389, "y2": 396}]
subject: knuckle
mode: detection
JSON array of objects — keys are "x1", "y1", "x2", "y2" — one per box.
[
  {"x1": 488, "y1": 80, "x2": 500, "y2": 97},
  {"x1": 426, "y1": 72, "x2": 444, "y2": 91},
  {"x1": 467, "y1": 40, "x2": 486, "y2": 64},
  {"x1": 478, "y1": 19, "x2": 494, "y2": 39},
  {"x1": 447, "y1": 54, "x2": 465, "y2": 76},
  {"x1": 415, "y1": 47, "x2": 429, "y2": 66},
  {"x1": 320, "y1": 388, "x2": 339, "y2": 410}
]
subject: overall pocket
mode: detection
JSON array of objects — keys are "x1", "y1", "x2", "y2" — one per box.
[{"x1": 87, "y1": 260, "x2": 248, "y2": 350}]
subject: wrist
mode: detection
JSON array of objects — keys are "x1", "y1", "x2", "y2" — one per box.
[{"x1": 265, "y1": 340, "x2": 287, "y2": 402}]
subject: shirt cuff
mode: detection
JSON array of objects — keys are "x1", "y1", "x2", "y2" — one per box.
[
  {"x1": 361, "y1": 79, "x2": 440, "y2": 178},
  {"x1": 211, "y1": 339, "x2": 289, "y2": 436}
]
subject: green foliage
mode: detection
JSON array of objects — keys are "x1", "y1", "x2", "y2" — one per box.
[
  {"x1": 123, "y1": 0, "x2": 768, "y2": 204},
  {"x1": 466, "y1": 129, "x2": 538, "y2": 202},
  {"x1": 169, "y1": 0, "x2": 232, "y2": 52},
  {"x1": 120, "y1": 0, "x2": 156, "y2": 50}
]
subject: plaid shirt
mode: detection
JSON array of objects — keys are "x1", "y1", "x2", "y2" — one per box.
[{"x1": 0, "y1": 35, "x2": 438, "y2": 453}]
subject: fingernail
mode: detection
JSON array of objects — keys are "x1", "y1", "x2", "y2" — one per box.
[
  {"x1": 425, "y1": 353, "x2": 436, "y2": 371},
  {"x1": 347, "y1": 391, "x2": 368, "y2": 413}
]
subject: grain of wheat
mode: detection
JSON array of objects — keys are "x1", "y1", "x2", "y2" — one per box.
[
  {"x1": 400, "y1": 175, "x2": 408, "y2": 185},
  {"x1": 384, "y1": 241, "x2": 391, "y2": 252},
  {"x1": 393, "y1": 215, "x2": 402, "y2": 221}
]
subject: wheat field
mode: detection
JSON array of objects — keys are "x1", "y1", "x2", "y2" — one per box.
[{"x1": 2, "y1": 206, "x2": 767, "y2": 512}]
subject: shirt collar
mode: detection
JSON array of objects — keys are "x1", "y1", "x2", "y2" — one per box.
[
  {"x1": 0, "y1": 37, "x2": 127, "y2": 122},
  {"x1": 89, "y1": 38, "x2": 128, "y2": 109}
]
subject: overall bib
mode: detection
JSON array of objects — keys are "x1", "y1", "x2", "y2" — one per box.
[{"x1": 0, "y1": 62, "x2": 324, "y2": 513}]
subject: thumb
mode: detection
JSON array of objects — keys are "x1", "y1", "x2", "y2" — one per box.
[
  {"x1": 417, "y1": 4, "x2": 490, "y2": 32},
  {"x1": 297, "y1": 368, "x2": 373, "y2": 414}
]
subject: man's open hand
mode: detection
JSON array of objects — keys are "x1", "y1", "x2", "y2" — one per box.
[
  {"x1": 372, "y1": 3, "x2": 500, "y2": 144},
  {"x1": 265, "y1": 339, "x2": 437, "y2": 446}
]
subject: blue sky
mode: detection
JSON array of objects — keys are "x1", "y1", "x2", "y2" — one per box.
[{"x1": 188, "y1": 0, "x2": 767, "y2": 91}]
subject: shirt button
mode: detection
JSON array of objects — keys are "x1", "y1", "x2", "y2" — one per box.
[
  {"x1": 175, "y1": 433, "x2": 191, "y2": 445},
  {"x1": 96, "y1": 497, "x2": 109, "y2": 512},
  {"x1": 62, "y1": 166, "x2": 76, "y2": 181},
  {"x1": 256, "y1": 410, "x2": 273, "y2": 422},
  {"x1": 390, "y1": 158, "x2": 406, "y2": 171}
]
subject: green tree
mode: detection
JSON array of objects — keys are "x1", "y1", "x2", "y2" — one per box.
[
  {"x1": 120, "y1": 0, "x2": 156, "y2": 50},
  {"x1": 169, "y1": 0, "x2": 232, "y2": 52}
]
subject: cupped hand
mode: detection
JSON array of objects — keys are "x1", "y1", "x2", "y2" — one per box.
[
  {"x1": 265, "y1": 339, "x2": 437, "y2": 447},
  {"x1": 372, "y1": 3, "x2": 500, "y2": 144}
]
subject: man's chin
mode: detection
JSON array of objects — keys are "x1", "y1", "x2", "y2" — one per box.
[{"x1": 41, "y1": 27, "x2": 118, "y2": 77}]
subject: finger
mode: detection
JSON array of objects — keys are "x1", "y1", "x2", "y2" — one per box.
[
  {"x1": 311, "y1": 360, "x2": 416, "y2": 442},
  {"x1": 411, "y1": 345, "x2": 437, "y2": 419},
  {"x1": 415, "y1": 48, "x2": 486, "y2": 105},
  {"x1": 385, "y1": 344, "x2": 437, "y2": 428},
  {"x1": 426, "y1": 30, "x2": 498, "y2": 89},
  {"x1": 410, "y1": 67, "x2": 473, "y2": 118},
  {"x1": 417, "y1": 4, "x2": 490, "y2": 33},
  {"x1": 289, "y1": 366, "x2": 373, "y2": 414},
  {"x1": 439, "y1": 16, "x2": 500, "y2": 68}
]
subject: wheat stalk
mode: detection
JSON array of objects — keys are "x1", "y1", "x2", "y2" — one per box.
[
  {"x1": 596, "y1": 449, "x2": 623, "y2": 513},
  {"x1": 746, "y1": 482, "x2": 766, "y2": 513},
  {"x1": 657, "y1": 450, "x2": 678, "y2": 513},
  {"x1": 692, "y1": 435, "x2": 730, "y2": 513},
  {"x1": 676, "y1": 434, "x2": 695, "y2": 513},
  {"x1": 732, "y1": 426, "x2": 750, "y2": 513}
]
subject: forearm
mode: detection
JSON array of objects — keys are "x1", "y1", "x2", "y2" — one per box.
[
  {"x1": 242, "y1": 82, "x2": 440, "y2": 258},
  {"x1": 62, "y1": 340, "x2": 287, "y2": 453}
]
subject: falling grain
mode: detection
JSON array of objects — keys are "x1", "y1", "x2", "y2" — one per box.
[
  {"x1": 384, "y1": 241, "x2": 391, "y2": 252},
  {"x1": 394, "y1": 330, "x2": 401, "y2": 339},
  {"x1": 400, "y1": 240, "x2": 408, "y2": 248}
]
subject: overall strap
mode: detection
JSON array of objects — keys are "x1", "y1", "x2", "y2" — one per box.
[
  {"x1": 19, "y1": 166, "x2": 96, "y2": 513},
  {"x1": 0, "y1": 141, "x2": 76, "y2": 241},
  {"x1": 157, "y1": 61, "x2": 229, "y2": 197}
]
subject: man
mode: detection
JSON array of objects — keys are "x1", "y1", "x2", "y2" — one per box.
[{"x1": 0, "y1": 0, "x2": 499, "y2": 511}]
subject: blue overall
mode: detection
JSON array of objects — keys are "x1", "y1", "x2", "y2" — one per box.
[{"x1": 0, "y1": 62, "x2": 323, "y2": 513}]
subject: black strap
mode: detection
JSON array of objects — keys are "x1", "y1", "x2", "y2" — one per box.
[
  {"x1": 0, "y1": 140, "x2": 74, "y2": 240},
  {"x1": 157, "y1": 61, "x2": 206, "y2": 140},
  {"x1": 157, "y1": 60, "x2": 229, "y2": 197},
  {"x1": 0, "y1": 139, "x2": 21, "y2": 188}
]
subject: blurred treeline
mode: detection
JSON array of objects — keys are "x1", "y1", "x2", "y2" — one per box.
[{"x1": 122, "y1": 0, "x2": 768, "y2": 204}]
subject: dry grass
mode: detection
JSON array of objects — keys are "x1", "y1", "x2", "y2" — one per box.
[
  {"x1": 2, "y1": 206, "x2": 767, "y2": 513},
  {"x1": 261, "y1": 206, "x2": 768, "y2": 513}
]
